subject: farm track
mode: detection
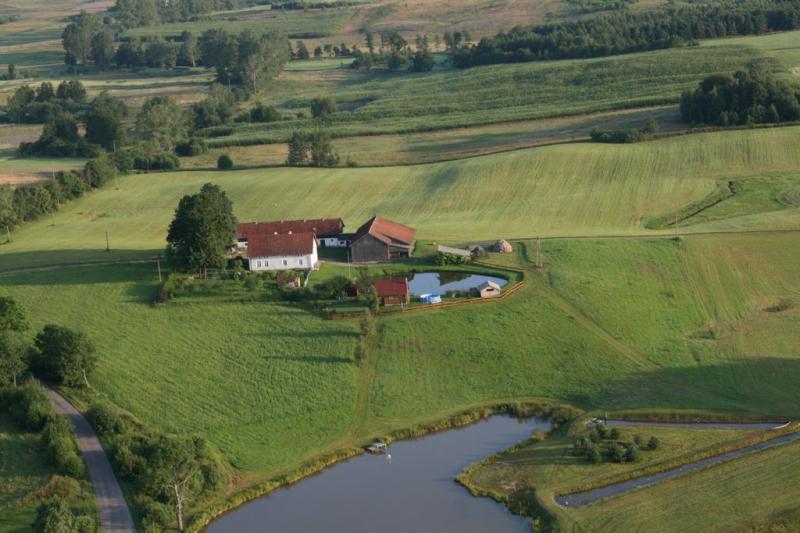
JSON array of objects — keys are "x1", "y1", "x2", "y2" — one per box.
[{"x1": 46, "y1": 389, "x2": 135, "y2": 533}]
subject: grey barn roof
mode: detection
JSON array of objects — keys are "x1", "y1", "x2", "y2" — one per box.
[{"x1": 436, "y1": 245, "x2": 472, "y2": 257}]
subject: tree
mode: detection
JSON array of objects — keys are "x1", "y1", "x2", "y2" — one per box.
[
  {"x1": 166, "y1": 183, "x2": 236, "y2": 275},
  {"x1": 237, "y1": 31, "x2": 287, "y2": 93},
  {"x1": 309, "y1": 130, "x2": 339, "y2": 167},
  {"x1": 310, "y1": 97, "x2": 336, "y2": 118},
  {"x1": 145, "y1": 38, "x2": 177, "y2": 68},
  {"x1": 90, "y1": 29, "x2": 115, "y2": 68},
  {"x1": 286, "y1": 131, "x2": 310, "y2": 166},
  {"x1": 178, "y1": 31, "x2": 199, "y2": 67},
  {"x1": 386, "y1": 50, "x2": 406, "y2": 71},
  {"x1": 61, "y1": 11, "x2": 100, "y2": 66},
  {"x1": 142, "y1": 436, "x2": 222, "y2": 531},
  {"x1": 217, "y1": 154, "x2": 233, "y2": 169},
  {"x1": 0, "y1": 296, "x2": 28, "y2": 333},
  {"x1": 32, "y1": 325, "x2": 96, "y2": 387},
  {"x1": 34, "y1": 497, "x2": 78, "y2": 533},
  {"x1": 295, "y1": 40, "x2": 310, "y2": 60},
  {"x1": 7, "y1": 63, "x2": 18, "y2": 80},
  {"x1": 135, "y1": 96, "x2": 188, "y2": 153},
  {"x1": 0, "y1": 335, "x2": 26, "y2": 386},
  {"x1": 647, "y1": 436, "x2": 661, "y2": 450},
  {"x1": 56, "y1": 80, "x2": 86, "y2": 102},
  {"x1": 85, "y1": 92, "x2": 128, "y2": 150},
  {"x1": 410, "y1": 50, "x2": 434, "y2": 72}
]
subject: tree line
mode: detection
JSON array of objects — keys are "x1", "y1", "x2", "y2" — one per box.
[
  {"x1": 680, "y1": 64, "x2": 800, "y2": 126},
  {"x1": 62, "y1": 12, "x2": 287, "y2": 94},
  {"x1": 452, "y1": 0, "x2": 800, "y2": 67}
]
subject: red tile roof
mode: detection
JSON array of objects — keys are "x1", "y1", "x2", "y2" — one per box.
[
  {"x1": 238, "y1": 218, "x2": 343, "y2": 239},
  {"x1": 247, "y1": 232, "x2": 315, "y2": 257},
  {"x1": 354, "y1": 216, "x2": 416, "y2": 246},
  {"x1": 373, "y1": 279, "x2": 409, "y2": 297}
]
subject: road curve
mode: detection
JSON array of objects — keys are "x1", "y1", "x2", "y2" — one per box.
[{"x1": 46, "y1": 389, "x2": 136, "y2": 533}]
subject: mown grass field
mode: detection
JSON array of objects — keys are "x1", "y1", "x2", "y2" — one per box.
[
  {"x1": 7, "y1": 125, "x2": 800, "y2": 271},
  {"x1": 566, "y1": 438, "x2": 800, "y2": 532},
  {"x1": 212, "y1": 45, "x2": 766, "y2": 145}
]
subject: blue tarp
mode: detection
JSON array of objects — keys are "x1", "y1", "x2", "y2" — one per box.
[{"x1": 420, "y1": 294, "x2": 442, "y2": 304}]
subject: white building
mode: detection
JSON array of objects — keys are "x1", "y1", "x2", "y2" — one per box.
[{"x1": 247, "y1": 232, "x2": 319, "y2": 271}]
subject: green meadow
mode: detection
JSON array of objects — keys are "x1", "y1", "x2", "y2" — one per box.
[{"x1": 8, "y1": 126, "x2": 800, "y2": 271}]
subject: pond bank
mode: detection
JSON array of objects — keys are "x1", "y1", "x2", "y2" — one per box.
[{"x1": 205, "y1": 416, "x2": 552, "y2": 532}]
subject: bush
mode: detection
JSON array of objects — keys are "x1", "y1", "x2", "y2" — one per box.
[
  {"x1": 633, "y1": 433, "x2": 643, "y2": 447},
  {"x1": 84, "y1": 154, "x2": 117, "y2": 188},
  {"x1": 1, "y1": 384, "x2": 53, "y2": 431},
  {"x1": 310, "y1": 97, "x2": 336, "y2": 118},
  {"x1": 41, "y1": 415, "x2": 84, "y2": 477},
  {"x1": 586, "y1": 443, "x2": 602, "y2": 464},
  {"x1": 588, "y1": 427, "x2": 600, "y2": 443},
  {"x1": 87, "y1": 402, "x2": 127, "y2": 436},
  {"x1": 133, "y1": 152, "x2": 180, "y2": 171},
  {"x1": 625, "y1": 443, "x2": 640, "y2": 462},
  {"x1": 647, "y1": 436, "x2": 661, "y2": 450},
  {"x1": 217, "y1": 154, "x2": 233, "y2": 169},
  {"x1": 175, "y1": 138, "x2": 208, "y2": 156},
  {"x1": 609, "y1": 427, "x2": 621, "y2": 440},
  {"x1": 594, "y1": 423, "x2": 608, "y2": 439},
  {"x1": 248, "y1": 103, "x2": 281, "y2": 123},
  {"x1": 610, "y1": 442, "x2": 626, "y2": 463},
  {"x1": 34, "y1": 497, "x2": 91, "y2": 533}
]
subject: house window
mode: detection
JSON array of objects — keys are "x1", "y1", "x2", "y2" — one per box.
[
  {"x1": 265, "y1": 260, "x2": 269, "y2": 267},
  {"x1": 283, "y1": 259, "x2": 288, "y2": 266},
  {"x1": 299, "y1": 259, "x2": 304, "y2": 265}
]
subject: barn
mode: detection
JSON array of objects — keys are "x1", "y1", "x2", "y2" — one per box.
[
  {"x1": 350, "y1": 216, "x2": 416, "y2": 262},
  {"x1": 237, "y1": 218, "x2": 346, "y2": 250},
  {"x1": 373, "y1": 279, "x2": 410, "y2": 306}
]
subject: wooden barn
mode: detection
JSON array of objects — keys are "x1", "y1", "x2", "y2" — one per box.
[
  {"x1": 350, "y1": 216, "x2": 416, "y2": 262},
  {"x1": 373, "y1": 279, "x2": 410, "y2": 306},
  {"x1": 476, "y1": 280, "x2": 502, "y2": 298}
]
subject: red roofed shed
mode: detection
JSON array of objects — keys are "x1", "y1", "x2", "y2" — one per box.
[{"x1": 373, "y1": 278, "x2": 410, "y2": 306}]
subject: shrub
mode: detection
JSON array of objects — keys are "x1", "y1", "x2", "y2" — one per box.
[
  {"x1": 610, "y1": 442, "x2": 626, "y2": 463},
  {"x1": 586, "y1": 443, "x2": 602, "y2": 464},
  {"x1": 175, "y1": 138, "x2": 208, "y2": 156},
  {"x1": 647, "y1": 436, "x2": 661, "y2": 450},
  {"x1": 34, "y1": 497, "x2": 88, "y2": 533},
  {"x1": 248, "y1": 103, "x2": 281, "y2": 123},
  {"x1": 133, "y1": 153, "x2": 180, "y2": 171},
  {"x1": 41, "y1": 416, "x2": 84, "y2": 477},
  {"x1": 609, "y1": 427, "x2": 621, "y2": 440},
  {"x1": 626, "y1": 443, "x2": 640, "y2": 462},
  {"x1": 588, "y1": 427, "x2": 600, "y2": 443},
  {"x1": 1, "y1": 384, "x2": 53, "y2": 431},
  {"x1": 633, "y1": 433, "x2": 643, "y2": 447},
  {"x1": 217, "y1": 154, "x2": 233, "y2": 169},
  {"x1": 87, "y1": 402, "x2": 127, "y2": 436},
  {"x1": 594, "y1": 423, "x2": 608, "y2": 439},
  {"x1": 310, "y1": 97, "x2": 336, "y2": 118},
  {"x1": 84, "y1": 154, "x2": 117, "y2": 188}
]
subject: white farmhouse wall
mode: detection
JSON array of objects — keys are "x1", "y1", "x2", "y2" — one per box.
[{"x1": 248, "y1": 241, "x2": 319, "y2": 271}]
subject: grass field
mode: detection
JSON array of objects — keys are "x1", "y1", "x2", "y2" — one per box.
[
  {"x1": 6, "y1": 125, "x2": 800, "y2": 271},
  {"x1": 211, "y1": 45, "x2": 766, "y2": 145}
]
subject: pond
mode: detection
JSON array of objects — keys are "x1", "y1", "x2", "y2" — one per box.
[
  {"x1": 206, "y1": 416, "x2": 551, "y2": 532},
  {"x1": 408, "y1": 272, "x2": 508, "y2": 297}
]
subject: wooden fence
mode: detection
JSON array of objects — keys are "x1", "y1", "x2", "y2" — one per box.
[{"x1": 329, "y1": 280, "x2": 528, "y2": 320}]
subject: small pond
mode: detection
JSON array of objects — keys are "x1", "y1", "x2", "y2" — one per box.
[
  {"x1": 408, "y1": 272, "x2": 508, "y2": 297},
  {"x1": 206, "y1": 416, "x2": 550, "y2": 532}
]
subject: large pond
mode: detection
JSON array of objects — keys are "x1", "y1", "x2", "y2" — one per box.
[
  {"x1": 206, "y1": 416, "x2": 550, "y2": 532},
  {"x1": 408, "y1": 272, "x2": 508, "y2": 297}
]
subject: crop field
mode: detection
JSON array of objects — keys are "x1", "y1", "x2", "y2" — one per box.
[
  {"x1": 185, "y1": 106, "x2": 682, "y2": 168},
  {"x1": 8, "y1": 126, "x2": 800, "y2": 271},
  {"x1": 702, "y1": 29, "x2": 800, "y2": 72},
  {"x1": 212, "y1": 45, "x2": 766, "y2": 145}
]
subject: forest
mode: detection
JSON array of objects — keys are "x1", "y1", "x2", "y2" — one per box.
[{"x1": 453, "y1": 1, "x2": 800, "y2": 67}]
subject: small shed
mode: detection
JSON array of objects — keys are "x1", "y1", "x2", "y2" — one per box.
[
  {"x1": 420, "y1": 293, "x2": 442, "y2": 304},
  {"x1": 476, "y1": 280, "x2": 502, "y2": 298},
  {"x1": 469, "y1": 245, "x2": 487, "y2": 258},
  {"x1": 494, "y1": 240, "x2": 513, "y2": 253},
  {"x1": 373, "y1": 279, "x2": 410, "y2": 306}
]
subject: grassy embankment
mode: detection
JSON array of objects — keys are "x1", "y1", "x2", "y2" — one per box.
[{"x1": 5, "y1": 125, "x2": 800, "y2": 271}]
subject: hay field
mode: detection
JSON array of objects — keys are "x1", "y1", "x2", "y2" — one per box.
[{"x1": 7, "y1": 126, "x2": 800, "y2": 270}]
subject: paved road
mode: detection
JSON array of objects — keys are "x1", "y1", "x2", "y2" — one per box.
[{"x1": 46, "y1": 389, "x2": 136, "y2": 533}]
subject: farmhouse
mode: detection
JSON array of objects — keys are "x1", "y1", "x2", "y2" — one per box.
[
  {"x1": 246, "y1": 232, "x2": 318, "y2": 271},
  {"x1": 373, "y1": 279, "x2": 410, "y2": 306},
  {"x1": 237, "y1": 218, "x2": 346, "y2": 249},
  {"x1": 350, "y1": 216, "x2": 416, "y2": 262}
]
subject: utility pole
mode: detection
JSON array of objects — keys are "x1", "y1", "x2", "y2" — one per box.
[
  {"x1": 536, "y1": 237, "x2": 543, "y2": 268},
  {"x1": 5, "y1": 224, "x2": 11, "y2": 243},
  {"x1": 105, "y1": 231, "x2": 110, "y2": 252},
  {"x1": 156, "y1": 256, "x2": 162, "y2": 282}
]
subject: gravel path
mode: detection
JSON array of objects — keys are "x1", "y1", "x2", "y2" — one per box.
[{"x1": 46, "y1": 389, "x2": 136, "y2": 533}]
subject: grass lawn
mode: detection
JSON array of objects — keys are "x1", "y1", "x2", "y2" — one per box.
[{"x1": 9, "y1": 126, "x2": 800, "y2": 271}]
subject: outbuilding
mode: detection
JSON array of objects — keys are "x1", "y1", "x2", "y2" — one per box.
[
  {"x1": 476, "y1": 280, "x2": 502, "y2": 298},
  {"x1": 373, "y1": 279, "x2": 410, "y2": 306},
  {"x1": 247, "y1": 232, "x2": 318, "y2": 271},
  {"x1": 350, "y1": 216, "x2": 416, "y2": 262}
]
